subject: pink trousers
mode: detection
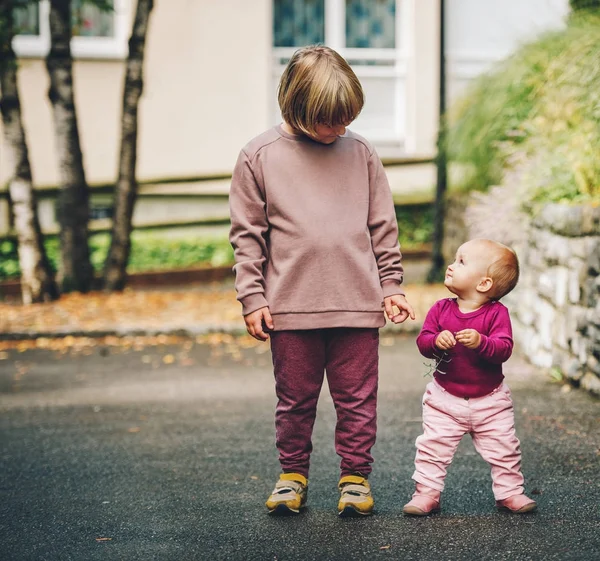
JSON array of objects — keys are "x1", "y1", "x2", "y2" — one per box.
[
  {"x1": 270, "y1": 328, "x2": 379, "y2": 478},
  {"x1": 412, "y1": 380, "x2": 525, "y2": 501}
]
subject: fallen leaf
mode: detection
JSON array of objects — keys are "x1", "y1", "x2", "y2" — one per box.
[{"x1": 162, "y1": 354, "x2": 175, "y2": 364}]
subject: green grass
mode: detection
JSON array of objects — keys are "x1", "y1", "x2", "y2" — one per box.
[
  {"x1": 447, "y1": 12, "x2": 600, "y2": 206},
  {"x1": 0, "y1": 232, "x2": 235, "y2": 282}
]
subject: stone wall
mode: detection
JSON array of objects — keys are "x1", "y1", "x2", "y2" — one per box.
[{"x1": 445, "y1": 195, "x2": 600, "y2": 396}]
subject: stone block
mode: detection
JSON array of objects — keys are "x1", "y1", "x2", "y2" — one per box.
[
  {"x1": 588, "y1": 241, "x2": 600, "y2": 275},
  {"x1": 568, "y1": 264, "x2": 582, "y2": 305},
  {"x1": 580, "y1": 371, "x2": 600, "y2": 397},
  {"x1": 587, "y1": 354, "x2": 600, "y2": 375},
  {"x1": 564, "y1": 357, "x2": 583, "y2": 381},
  {"x1": 534, "y1": 204, "x2": 600, "y2": 237},
  {"x1": 535, "y1": 299, "x2": 556, "y2": 350}
]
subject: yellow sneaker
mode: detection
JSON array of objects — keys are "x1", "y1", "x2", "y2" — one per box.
[
  {"x1": 265, "y1": 473, "x2": 308, "y2": 515},
  {"x1": 338, "y1": 475, "x2": 374, "y2": 517}
]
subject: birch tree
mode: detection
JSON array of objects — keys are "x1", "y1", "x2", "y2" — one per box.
[
  {"x1": 103, "y1": 0, "x2": 153, "y2": 291},
  {"x1": 0, "y1": 2, "x2": 59, "y2": 303},
  {"x1": 46, "y1": 0, "x2": 94, "y2": 293}
]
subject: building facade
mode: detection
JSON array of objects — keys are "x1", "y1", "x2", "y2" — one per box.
[{"x1": 0, "y1": 0, "x2": 569, "y2": 235}]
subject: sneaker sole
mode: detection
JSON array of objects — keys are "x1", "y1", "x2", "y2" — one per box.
[
  {"x1": 338, "y1": 505, "x2": 373, "y2": 517},
  {"x1": 403, "y1": 506, "x2": 441, "y2": 516},
  {"x1": 496, "y1": 503, "x2": 537, "y2": 514},
  {"x1": 267, "y1": 503, "x2": 304, "y2": 515}
]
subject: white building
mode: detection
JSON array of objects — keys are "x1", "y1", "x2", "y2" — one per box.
[{"x1": 0, "y1": 0, "x2": 569, "y2": 236}]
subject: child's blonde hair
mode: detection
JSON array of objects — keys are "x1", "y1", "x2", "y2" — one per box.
[
  {"x1": 483, "y1": 240, "x2": 520, "y2": 299},
  {"x1": 278, "y1": 45, "x2": 364, "y2": 137}
]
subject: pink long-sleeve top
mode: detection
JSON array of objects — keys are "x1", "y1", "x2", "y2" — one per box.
[
  {"x1": 416, "y1": 298, "x2": 514, "y2": 398},
  {"x1": 229, "y1": 125, "x2": 404, "y2": 330}
]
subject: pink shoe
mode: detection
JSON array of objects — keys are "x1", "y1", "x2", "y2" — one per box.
[
  {"x1": 496, "y1": 494, "x2": 537, "y2": 513},
  {"x1": 403, "y1": 484, "x2": 441, "y2": 516}
]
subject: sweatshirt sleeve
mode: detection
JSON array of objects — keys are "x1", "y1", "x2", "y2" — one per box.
[
  {"x1": 367, "y1": 151, "x2": 404, "y2": 298},
  {"x1": 477, "y1": 305, "x2": 514, "y2": 364},
  {"x1": 228, "y1": 150, "x2": 269, "y2": 316},
  {"x1": 416, "y1": 301, "x2": 443, "y2": 359}
]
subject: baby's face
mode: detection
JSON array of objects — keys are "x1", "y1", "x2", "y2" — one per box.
[{"x1": 444, "y1": 240, "x2": 492, "y2": 297}]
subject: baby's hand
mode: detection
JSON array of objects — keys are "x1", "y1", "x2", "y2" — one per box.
[
  {"x1": 435, "y1": 330, "x2": 456, "y2": 350},
  {"x1": 455, "y1": 329, "x2": 481, "y2": 349}
]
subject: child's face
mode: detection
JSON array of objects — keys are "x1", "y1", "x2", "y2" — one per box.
[
  {"x1": 444, "y1": 240, "x2": 492, "y2": 298},
  {"x1": 308, "y1": 122, "x2": 348, "y2": 144}
]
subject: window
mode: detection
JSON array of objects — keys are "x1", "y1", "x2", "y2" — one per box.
[
  {"x1": 273, "y1": 0, "x2": 325, "y2": 47},
  {"x1": 346, "y1": 0, "x2": 396, "y2": 49},
  {"x1": 12, "y1": 0, "x2": 129, "y2": 59},
  {"x1": 72, "y1": 1, "x2": 115, "y2": 37},
  {"x1": 272, "y1": 0, "x2": 408, "y2": 156},
  {"x1": 13, "y1": 3, "x2": 40, "y2": 36}
]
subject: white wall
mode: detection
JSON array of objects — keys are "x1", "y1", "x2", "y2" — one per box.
[
  {"x1": 137, "y1": 0, "x2": 271, "y2": 181},
  {"x1": 0, "y1": 0, "x2": 272, "y2": 187}
]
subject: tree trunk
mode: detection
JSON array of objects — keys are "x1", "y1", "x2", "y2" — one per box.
[
  {"x1": 0, "y1": 5, "x2": 59, "y2": 304},
  {"x1": 46, "y1": 0, "x2": 93, "y2": 293},
  {"x1": 103, "y1": 0, "x2": 154, "y2": 291}
]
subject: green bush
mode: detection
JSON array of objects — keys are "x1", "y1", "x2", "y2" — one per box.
[
  {"x1": 396, "y1": 204, "x2": 434, "y2": 247},
  {"x1": 0, "y1": 233, "x2": 235, "y2": 282},
  {"x1": 569, "y1": 0, "x2": 600, "y2": 11},
  {"x1": 447, "y1": 13, "x2": 600, "y2": 206}
]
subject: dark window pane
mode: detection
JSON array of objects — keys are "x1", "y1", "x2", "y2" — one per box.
[
  {"x1": 274, "y1": 0, "x2": 325, "y2": 47},
  {"x1": 72, "y1": 0, "x2": 115, "y2": 37},
  {"x1": 13, "y1": 3, "x2": 39, "y2": 36},
  {"x1": 346, "y1": 0, "x2": 395, "y2": 49}
]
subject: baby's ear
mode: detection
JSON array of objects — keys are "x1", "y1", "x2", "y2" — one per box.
[{"x1": 476, "y1": 276, "x2": 493, "y2": 294}]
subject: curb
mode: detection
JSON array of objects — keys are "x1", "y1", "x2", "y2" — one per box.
[{"x1": 0, "y1": 321, "x2": 422, "y2": 341}]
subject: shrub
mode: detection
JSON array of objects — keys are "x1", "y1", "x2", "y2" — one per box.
[
  {"x1": 0, "y1": 233, "x2": 235, "y2": 282},
  {"x1": 447, "y1": 13, "x2": 600, "y2": 206}
]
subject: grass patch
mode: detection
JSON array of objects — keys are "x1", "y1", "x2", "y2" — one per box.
[{"x1": 447, "y1": 12, "x2": 600, "y2": 206}]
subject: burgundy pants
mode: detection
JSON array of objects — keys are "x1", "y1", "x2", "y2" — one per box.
[{"x1": 269, "y1": 328, "x2": 379, "y2": 478}]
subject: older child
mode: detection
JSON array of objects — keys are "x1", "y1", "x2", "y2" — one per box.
[
  {"x1": 404, "y1": 238, "x2": 536, "y2": 516},
  {"x1": 229, "y1": 45, "x2": 414, "y2": 516}
]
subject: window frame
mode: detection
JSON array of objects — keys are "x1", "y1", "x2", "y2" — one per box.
[
  {"x1": 272, "y1": 0, "x2": 409, "y2": 151},
  {"x1": 12, "y1": 0, "x2": 130, "y2": 60}
]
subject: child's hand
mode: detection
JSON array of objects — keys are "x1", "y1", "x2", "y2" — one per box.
[
  {"x1": 244, "y1": 307, "x2": 274, "y2": 341},
  {"x1": 435, "y1": 330, "x2": 456, "y2": 350},
  {"x1": 385, "y1": 295, "x2": 416, "y2": 324},
  {"x1": 455, "y1": 329, "x2": 481, "y2": 349}
]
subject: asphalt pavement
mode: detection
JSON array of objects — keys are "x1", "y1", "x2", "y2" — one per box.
[{"x1": 0, "y1": 335, "x2": 599, "y2": 561}]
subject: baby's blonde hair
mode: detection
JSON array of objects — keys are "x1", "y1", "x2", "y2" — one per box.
[
  {"x1": 277, "y1": 45, "x2": 364, "y2": 137},
  {"x1": 480, "y1": 240, "x2": 520, "y2": 299}
]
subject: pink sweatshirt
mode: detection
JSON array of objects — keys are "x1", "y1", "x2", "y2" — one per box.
[
  {"x1": 229, "y1": 125, "x2": 404, "y2": 330},
  {"x1": 416, "y1": 298, "x2": 513, "y2": 398}
]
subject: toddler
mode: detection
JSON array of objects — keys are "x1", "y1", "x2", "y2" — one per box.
[{"x1": 404, "y1": 238, "x2": 536, "y2": 515}]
